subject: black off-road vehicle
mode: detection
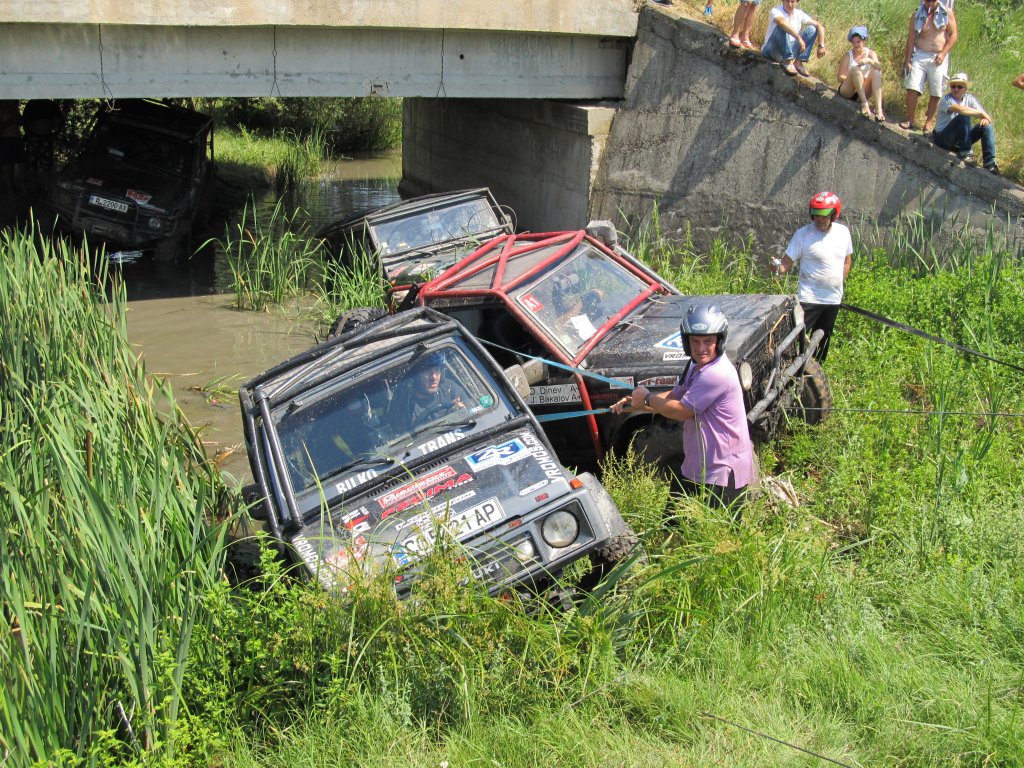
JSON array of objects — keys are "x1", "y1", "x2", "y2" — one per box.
[
  {"x1": 317, "y1": 188, "x2": 514, "y2": 291},
  {"x1": 392, "y1": 224, "x2": 831, "y2": 474},
  {"x1": 239, "y1": 307, "x2": 636, "y2": 598},
  {"x1": 49, "y1": 99, "x2": 214, "y2": 261}
]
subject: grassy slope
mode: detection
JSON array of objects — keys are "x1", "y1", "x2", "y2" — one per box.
[
  {"x1": 680, "y1": 0, "x2": 1024, "y2": 181},
  {"x1": 192, "y1": 223, "x2": 1024, "y2": 767}
]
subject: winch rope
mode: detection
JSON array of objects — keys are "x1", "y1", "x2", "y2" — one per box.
[
  {"x1": 478, "y1": 339, "x2": 637, "y2": 390},
  {"x1": 842, "y1": 302, "x2": 1024, "y2": 375}
]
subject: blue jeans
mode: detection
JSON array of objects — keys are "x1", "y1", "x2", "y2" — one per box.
[
  {"x1": 933, "y1": 115, "x2": 996, "y2": 168},
  {"x1": 762, "y1": 24, "x2": 817, "y2": 63}
]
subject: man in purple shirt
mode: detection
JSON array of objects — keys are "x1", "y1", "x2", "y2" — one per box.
[{"x1": 612, "y1": 304, "x2": 755, "y2": 512}]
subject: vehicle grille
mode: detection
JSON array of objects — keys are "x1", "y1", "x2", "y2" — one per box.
[{"x1": 749, "y1": 313, "x2": 796, "y2": 400}]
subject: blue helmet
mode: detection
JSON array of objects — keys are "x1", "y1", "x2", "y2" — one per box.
[{"x1": 680, "y1": 304, "x2": 728, "y2": 357}]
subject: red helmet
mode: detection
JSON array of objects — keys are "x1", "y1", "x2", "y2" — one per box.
[{"x1": 809, "y1": 191, "x2": 842, "y2": 221}]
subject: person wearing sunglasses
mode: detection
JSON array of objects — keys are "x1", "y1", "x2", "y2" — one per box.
[
  {"x1": 900, "y1": 0, "x2": 958, "y2": 132},
  {"x1": 932, "y1": 72, "x2": 998, "y2": 174}
]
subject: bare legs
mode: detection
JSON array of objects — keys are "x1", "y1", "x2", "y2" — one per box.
[
  {"x1": 729, "y1": 2, "x2": 758, "y2": 48},
  {"x1": 903, "y1": 91, "x2": 937, "y2": 131},
  {"x1": 841, "y1": 69, "x2": 885, "y2": 119}
]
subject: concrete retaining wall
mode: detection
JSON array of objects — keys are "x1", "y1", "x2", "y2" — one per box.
[
  {"x1": 402, "y1": 98, "x2": 615, "y2": 232},
  {"x1": 591, "y1": 7, "x2": 1024, "y2": 251}
]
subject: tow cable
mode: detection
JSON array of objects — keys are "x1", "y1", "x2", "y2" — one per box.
[{"x1": 841, "y1": 302, "x2": 1024, "y2": 375}]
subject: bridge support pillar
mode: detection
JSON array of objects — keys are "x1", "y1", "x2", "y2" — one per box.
[{"x1": 401, "y1": 98, "x2": 616, "y2": 232}]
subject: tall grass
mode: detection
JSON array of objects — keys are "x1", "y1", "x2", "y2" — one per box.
[
  {"x1": 172, "y1": 212, "x2": 1024, "y2": 765},
  {"x1": 215, "y1": 198, "x2": 323, "y2": 311},
  {"x1": 276, "y1": 123, "x2": 330, "y2": 192},
  {"x1": 0, "y1": 225, "x2": 228, "y2": 764}
]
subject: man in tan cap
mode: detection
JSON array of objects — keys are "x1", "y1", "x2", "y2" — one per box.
[{"x1": 932, "y1": 72, "x2": 998, "y2": 174}]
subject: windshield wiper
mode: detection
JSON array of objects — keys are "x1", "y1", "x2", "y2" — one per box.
[
  {"x1": 321, "y1": 453, "x2": 397, "y2": 482},
  {"x1": 403, "y1": 417, "x2": 478, "y2": 448}
]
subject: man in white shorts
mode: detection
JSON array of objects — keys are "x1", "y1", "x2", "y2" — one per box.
[{"x1": 901, "y1": 0, "x2": 958, "y2": 132}]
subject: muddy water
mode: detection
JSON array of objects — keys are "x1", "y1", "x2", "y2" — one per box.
[
  {"x1": 126, "y1": 295, "x2": 319, "y2": 483},
  {"x1": 125, "y1": 152, "x2": 402, "y2": 484}
]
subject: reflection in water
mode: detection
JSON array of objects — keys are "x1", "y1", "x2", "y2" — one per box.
[
  {"x1": 125, "y1": 152, "x2": 402, "y2": 482},
  {"x1": 120, "y1": 151, "x2": 402, "y2": 301}
]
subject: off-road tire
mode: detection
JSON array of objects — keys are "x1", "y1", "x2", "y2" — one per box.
[
  {"x1": 576, "y1": 472, "x2": 643, "y2": 572},
  {"x1": 796, "y1": 358, "x2": 832, "y2": 425},
  {"x1": 626, "y1": 418, "x2": 685, "y2": 479},
  {"x1": 327, "y1": 306, "x2": 388, "y2": 339}
]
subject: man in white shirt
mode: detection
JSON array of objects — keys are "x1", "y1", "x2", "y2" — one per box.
[
  {"x1": 761, "y1": 0, "x2": 827, "y2": 77},
  {"x1": 771, "y1": 191, "x2": 853, "y2": 363}
]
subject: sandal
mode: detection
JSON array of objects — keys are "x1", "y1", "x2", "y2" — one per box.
[
  {"x1": 875, "y1": 113, "x2": 886, "y2": 122},
  {"x1": 793, "y1": 62, "x2": 810, "y2": 77},
  {"x1": 859, "y1": 102, "x2": 873, "y2": 118},
  {"x1": 782, "y1": 61, "x2": 798, "y2": 76},
  {"x1": 898, "y1": 120, "x2": 917, "y2": 131},
  {"x1": 741, "y1": 39, "x2": 757, "y2": 49},
  {"x1": 729, "y1": 36, "x2": 743, "y2": 48}
]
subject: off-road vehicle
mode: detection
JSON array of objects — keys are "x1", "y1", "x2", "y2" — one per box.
[
  {"x1": 387, "y1": 224, "x2": 831, "y2": 474},
  {"x1": 317, "y1": 188, "x2": 514, "y2": 291},
  {"x1": 49, "y1": 99, "x2": 214, "y2": 260},
  {"x1": 239, "y1": 307, "x2": 636, "y2": 598}
]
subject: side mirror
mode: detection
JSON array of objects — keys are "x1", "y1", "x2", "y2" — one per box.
[
  {"x1": 504, "y1": 358, "x2": 546, "y2": 400},
  {"x1": 585, "y1": 220, "x2": 618, "y2": 249},
  {"x1": 503, "y1": 365, "x2": 532, "y2": 400}
]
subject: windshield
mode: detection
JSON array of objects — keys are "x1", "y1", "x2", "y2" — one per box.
[
  {"x1": 512, "y1": 245, "x2": 648, "y2": 355},
  {"x1": 373, "y1": 198, "x2": 501, "y2": 256},
  {"x1": 273, "y1": 344, "x2": 508, "y2": 493},
  {"x1": 84, "y1": 120, "x2": 191, "y2": 176}
]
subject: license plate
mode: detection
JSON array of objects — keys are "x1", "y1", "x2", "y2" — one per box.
[
  {"x1": 88, "y1": 195, "x2": 130, "y2": 214},
  {"x1": 395, "y1": 498, "x2": 504, "y2": 562}
]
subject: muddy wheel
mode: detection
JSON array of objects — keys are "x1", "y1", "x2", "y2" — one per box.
[
  {"x1": 575, "y1": 473, "x2": 644, "y2": 591},
  {"x1": 327, "y1": 306, "x2": 388, "y2": 339},
  {"x1": 796, "y1": 358, "x2": 832, "y2": 425},
  {"x1": 628, "y1": 418, "x2": 685, "y2": 479}
]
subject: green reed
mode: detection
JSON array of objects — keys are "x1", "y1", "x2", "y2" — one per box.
[
  {"x1": 214, "y1": 198, "x2": 322, "y2": 311},
  {"x1": 0, "y1": 223, "x2": 227, "y2": 765},
  {"x1": 276, "y1": 123, "x2": 330, "y2": 192}
]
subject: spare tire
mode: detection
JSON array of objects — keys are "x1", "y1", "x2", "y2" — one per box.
[{"x1": 327, "y1": 306, "x2": 389, "y2": 339}]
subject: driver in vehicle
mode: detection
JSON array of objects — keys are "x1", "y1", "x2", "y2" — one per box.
[{"x1": 389, "y1": 352, "x2": 468, "y2": 427}]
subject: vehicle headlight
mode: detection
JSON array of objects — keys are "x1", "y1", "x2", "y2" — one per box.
[
  {"x1": 542, "y1": 509, "x2": 580, "y2": 548},
  {"x1": 148, "y1": 217, "x2": 163, "y2": 230},
  {"x1": 793, "y1": 302, "x2": 805, "y2": 328},
  {"x1": 513, "y1": 538, "x2": 537, "y2": 563},
  {"x1": 739, "y1": 362, "x2": 753, "y2": 391}
]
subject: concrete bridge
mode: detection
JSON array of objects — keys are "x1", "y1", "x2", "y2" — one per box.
[
  {"x1": 2, "y1": 1, "x2": 1020, "y2": 250},
  {"x1": 0, "y1": 0, "x2": 638, "y2": 99}
]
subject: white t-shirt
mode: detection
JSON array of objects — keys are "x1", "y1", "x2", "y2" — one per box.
[
  {"x1": 763, "y1": 6, "x2": 814, "y2": 50},
  {"x1": 785, "y1": 221, "x2": 853, "y2": 305}
]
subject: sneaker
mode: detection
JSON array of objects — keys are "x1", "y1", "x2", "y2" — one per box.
[
  {"x1": 986, "y1": 163, "x2": 1000, "y2": 175},
  {"x1": 958, "y1": 152, "x2": 976, "y2": 166}
]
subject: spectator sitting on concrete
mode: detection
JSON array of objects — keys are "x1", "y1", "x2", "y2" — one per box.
[
  {"x1": 900, "y1": 0, "x2": 957, "y2": 132},
  {"x1": 728, "y1": 0, "x2": 760, "y2": 50},
  {"x1": 837, "y1": 26, "x2": 885, "y2": 121},
  {"x1": 932, "y1": 72, "x2": 998, "y2": 174},
  {"x1": 761, "y1": 0, "x2": 826, "y2": 78}
]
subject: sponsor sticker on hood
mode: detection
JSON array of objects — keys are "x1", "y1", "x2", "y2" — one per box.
[{"x1": 126, "y1": 189, "x2": 153, "y2": 204}]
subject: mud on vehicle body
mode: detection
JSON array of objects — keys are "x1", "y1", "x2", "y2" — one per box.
[
  {"x1": 389, "y1": 224, "x2": 830, "y2": 475},
  {"x1": 49, "y1": 99, "x2": 214, "y2": 260},
  {"x1": 239, "y1": 307, "x2": 636, "y2": 598},
  {"x1": 316, "y1": 188, "x2": 514, "y2": 292}
]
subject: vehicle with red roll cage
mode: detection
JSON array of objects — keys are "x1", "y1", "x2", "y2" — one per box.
[{"x1": 378, "y1": 223, "x2": 831, "y2": 475}]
